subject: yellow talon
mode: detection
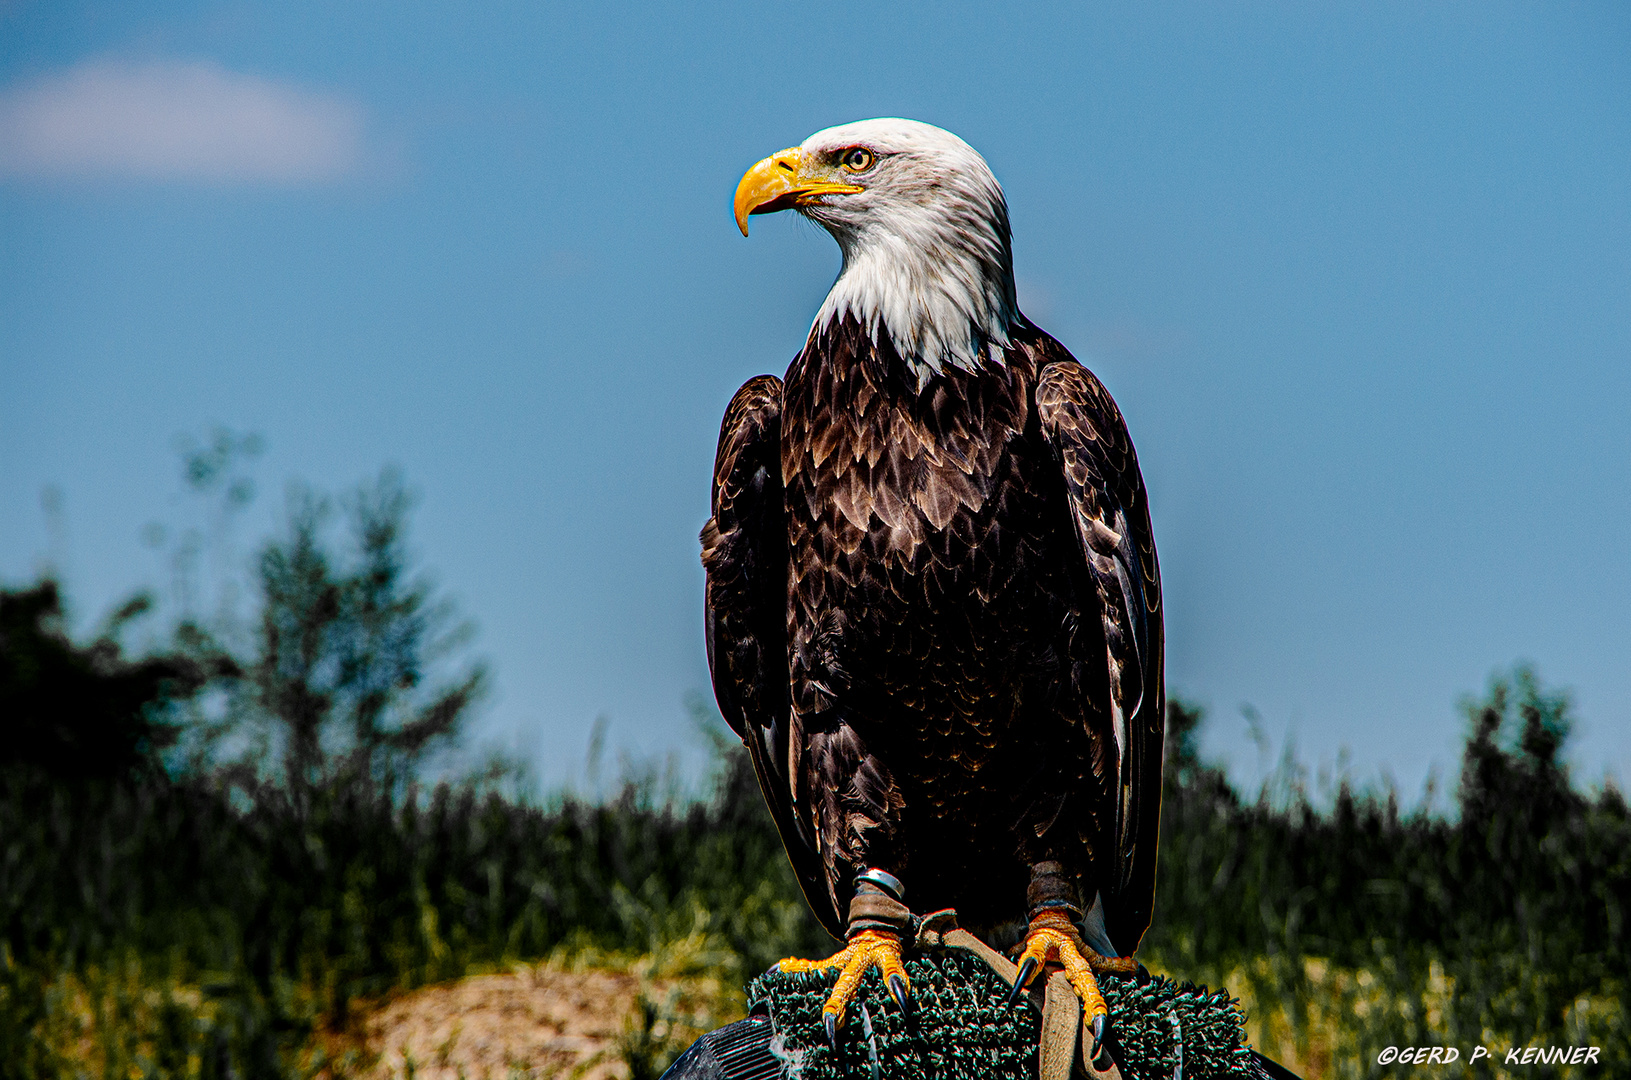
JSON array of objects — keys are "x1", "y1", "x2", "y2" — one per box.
[
  {"x1": 778, "y1": 928, "x2": 910, "y2": 1029},
  {"x1": 1011, "y1": 910, "x2": 1136, "y2": 1019}
]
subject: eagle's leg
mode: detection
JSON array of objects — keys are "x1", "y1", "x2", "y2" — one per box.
[
  {"x1": 777, "y1": 869, "x2": 912, "y2": 1042},
  {"x1": 1007, "y1": 863, "x2": 1138, "y2": 1035}
]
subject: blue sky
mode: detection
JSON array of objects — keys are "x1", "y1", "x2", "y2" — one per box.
[{"x1": 3, "y1": 1, "x2": 1628, "y2": 798}]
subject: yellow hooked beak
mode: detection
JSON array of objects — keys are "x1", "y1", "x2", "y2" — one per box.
[{"x1": 733, "y1": 147, "x2": 864, "y2": 236}]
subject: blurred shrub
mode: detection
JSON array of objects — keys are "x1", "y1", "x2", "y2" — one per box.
[{"x1": 0, "y1": 580, "x2": 213, "y2": 780}]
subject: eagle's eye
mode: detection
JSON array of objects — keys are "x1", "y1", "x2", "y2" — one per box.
[{"x1": 839, "y1": 147, "x2": 876, "y2": 174}]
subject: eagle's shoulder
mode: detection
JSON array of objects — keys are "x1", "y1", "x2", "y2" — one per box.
[
  {"x1": 1015, "y1": 331, "x2": 1129, "y2": 451},
  {"x1": 711, "y1": 375, "x2": 782, "y2": 492},
  {"x1": 1021, "y1": 322, "x2": 1162, "y2": 636}
]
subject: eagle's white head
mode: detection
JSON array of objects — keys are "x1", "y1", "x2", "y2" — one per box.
[{"x1": 734, "y1": 118, "x2": 1019, "y2": 388}]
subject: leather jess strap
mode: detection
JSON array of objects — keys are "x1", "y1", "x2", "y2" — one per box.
[
  {"x1": 915, "y1": 910, "x2": 1121, "y2": 1080},
  {"x1": 846, "y1": 890, "x2": 914, "y2": 936}
]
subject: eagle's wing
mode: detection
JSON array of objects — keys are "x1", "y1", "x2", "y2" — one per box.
[
  {"x1": 701, "y1": 375, "x2": 846, "y2": 940},
  {"x1": 1033, "y1": 348, "x2": 1166, "y2": 957}
]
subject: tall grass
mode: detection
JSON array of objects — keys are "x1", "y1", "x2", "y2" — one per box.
[
  {"x1": 4, "y1": 675, "x2": 1624, "y2": 1077},
  {"x1": 0, "y1": 745, "x2": 830, "y2": 1078}
]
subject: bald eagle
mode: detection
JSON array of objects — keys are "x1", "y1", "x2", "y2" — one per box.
[{"x1": 702, "y1": 119, "x2": 1163, "y2": 1037}]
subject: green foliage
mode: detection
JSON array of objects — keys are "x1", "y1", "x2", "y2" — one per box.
[
  {"x1": 1147, "y1": 671, "x2": 1630, "y2": 1077},
  {"x1": 0, "y1": 741, "x2": 828, "y2": 1076},
  {"x1": 2, "y1": 445, "x2": 1624, "y2": 1076}
]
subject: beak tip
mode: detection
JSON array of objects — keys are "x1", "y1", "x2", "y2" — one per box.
[{"x1": 735, "y1": 147, "x2": 802, "y2": 239}]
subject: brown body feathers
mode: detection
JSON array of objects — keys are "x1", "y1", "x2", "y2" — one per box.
[{"x1": 702, "y1": 314, "x2": 1164, "y2": 956}]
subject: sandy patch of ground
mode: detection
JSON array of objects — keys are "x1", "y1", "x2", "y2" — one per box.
[
  {"x1": 316, "y1": 953, "x2": 741, "y2": 1080},
  {"x1": 336, "y1": 966, "x2": 643, "y2": 1080}
]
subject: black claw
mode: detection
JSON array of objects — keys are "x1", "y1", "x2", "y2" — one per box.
[
  {"x1": 1007, "y1": 957, "x2": 1039, "y2": 1005},
  {"x1": 888, "y1": 974, "x2": 911, "y2": 1013},
  {"x1": 824, "y1": 1011, "x2": 838, "y2": 1049},
  {"x1": 1090, "y1": 1015, "x2": 1115, "y2": 1072}
]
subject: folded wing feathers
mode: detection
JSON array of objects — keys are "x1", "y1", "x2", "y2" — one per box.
[{"x1": 1035, "y1": 358, "x2": 1163, "y2": 908}]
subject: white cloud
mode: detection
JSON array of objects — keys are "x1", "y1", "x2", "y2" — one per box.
[{"x1": 0, "y1": 57, "x2": 366, "y2": 183}]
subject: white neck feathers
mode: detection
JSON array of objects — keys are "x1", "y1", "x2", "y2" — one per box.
[{"x1": 800, "y1": 121, "x2": 1020, "y2": 389}]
